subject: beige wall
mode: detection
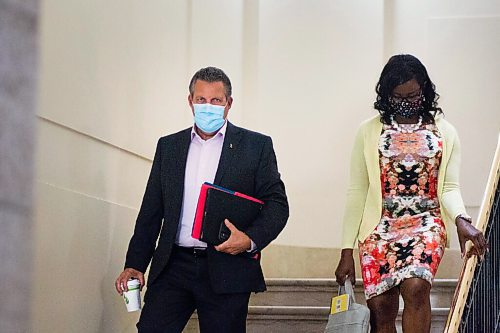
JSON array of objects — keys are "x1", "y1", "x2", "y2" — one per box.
[{"x1": 32, "y1": 1, "x2": 500, "y2": 332}]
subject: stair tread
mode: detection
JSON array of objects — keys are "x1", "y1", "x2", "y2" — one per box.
[
  {"x1": 249, "y1": 305, "x2": 450, "y2": 312},
  {"x1": 264, "y1": 278, "x2": 458, "y2": 287}
]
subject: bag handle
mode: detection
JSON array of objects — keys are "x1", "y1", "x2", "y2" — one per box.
[{"x1": 338, "y1": 279, "x2": 357, "y2": 304}]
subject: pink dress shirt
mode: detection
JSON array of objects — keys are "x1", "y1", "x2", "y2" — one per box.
[{"x1": 176, "y1": 122, "x2": 227, "y2": 248}]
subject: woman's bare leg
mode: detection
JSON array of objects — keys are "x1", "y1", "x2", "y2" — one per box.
[
  {"x1": 400, "y1": 278, "x2": 431, "y2": 333},
  {"x1": 366, "y1": 287, "x2": 400, "y2": 333}
]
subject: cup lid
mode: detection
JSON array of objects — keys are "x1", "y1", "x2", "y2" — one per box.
[{"x1": 127, "y1": 279, "x2": 140, "y2": 287}]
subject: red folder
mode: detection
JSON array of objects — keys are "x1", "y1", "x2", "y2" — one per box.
[{"x1": 191, "y1": 182, "x2": 264, "y2": 245}]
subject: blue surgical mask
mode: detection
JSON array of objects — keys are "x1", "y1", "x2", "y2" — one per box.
[{"x1": 193, "y1": 103, "x2": 226, "y2": 133}]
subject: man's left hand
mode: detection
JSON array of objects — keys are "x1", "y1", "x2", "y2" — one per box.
[{"x1": 215, "y1": 219, "x2": 252, "y2": 255}]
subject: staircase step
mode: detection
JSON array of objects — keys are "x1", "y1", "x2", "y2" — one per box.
[
  {"x1": 246, "y1": 306, "x2": 449, "y2": 333},
  {"x1": 184, "y1": 307, "x2": 449, "y2": 333},
  {"x1": 182, "y1": 278, "x2": 456, "y2": 332},
  {"x1": 249, "y1": 278, "x2": 457, "y2": 308}
]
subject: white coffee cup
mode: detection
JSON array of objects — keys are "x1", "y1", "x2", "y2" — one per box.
[{"x1": 123, "y1": 279, "x2": 141, "y2": 312}]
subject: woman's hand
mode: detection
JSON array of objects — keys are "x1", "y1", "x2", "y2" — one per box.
[
  {"x1": 335, "y1": 249, "x2": 356, "y2": 286},
  {"x1": 456, "y1": 217, "x2": 488, "y2": 259}
]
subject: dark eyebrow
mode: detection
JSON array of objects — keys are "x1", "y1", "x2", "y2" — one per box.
[{"x1": 393, "y1": 89, "x2": 421, "y2": 97}]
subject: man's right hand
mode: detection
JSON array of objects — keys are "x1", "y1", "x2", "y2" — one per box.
[
  {"x1": 334, "y1": 248, "x2": 356, "y2": 286},
  {"x1": 115, "y1": 268, "x2": 145, "y2": 295}
]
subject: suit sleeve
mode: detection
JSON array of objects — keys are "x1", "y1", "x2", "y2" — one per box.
[
  {"x1": 124, "y1": 138, "x2": 164, "y2": 273},
  {"x1": 244, "y1": 137, "x2": 289, "y2": 251}
]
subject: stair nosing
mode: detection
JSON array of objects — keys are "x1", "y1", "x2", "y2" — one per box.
[
  {"x1": 248, "y1": 305, "x2": 450, "y2": 316},
  {"x1": 264, "y1": 278, "x2": 458, "y2": 287}
]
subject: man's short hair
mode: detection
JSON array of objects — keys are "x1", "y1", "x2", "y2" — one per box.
[{"x1": 189, "y1": 67, "x2": 232, "y2": 98}]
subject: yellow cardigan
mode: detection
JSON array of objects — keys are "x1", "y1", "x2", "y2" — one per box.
[{"x1": 341, "y1": 115, "x2": 467, "y2": 249}]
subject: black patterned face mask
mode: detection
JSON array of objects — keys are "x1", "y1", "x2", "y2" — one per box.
[{"x1": 389, "y1": 96, "x2": 424, "y2": 118}]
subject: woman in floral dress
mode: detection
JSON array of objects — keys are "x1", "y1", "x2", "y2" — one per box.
[{"x1": 335, "y1": 54, "x2": 487, "y2": 333}]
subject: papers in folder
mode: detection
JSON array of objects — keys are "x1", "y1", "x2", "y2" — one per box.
[{"x1": 191, "y1": 182, "x2": 264, "y2": 245}]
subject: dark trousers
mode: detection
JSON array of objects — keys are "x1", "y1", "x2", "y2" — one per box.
[{"x1": 137, "y1": 246, "x2": 251, "y2": 333}]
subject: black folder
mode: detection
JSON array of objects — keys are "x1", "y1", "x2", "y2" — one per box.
[{"x1": 197, "y1": 186, "x2": 263, "y2": 245}]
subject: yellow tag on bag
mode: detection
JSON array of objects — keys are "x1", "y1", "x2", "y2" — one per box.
[{"x1": 330, "y1": 293, "x2": 350, "y2": 314}]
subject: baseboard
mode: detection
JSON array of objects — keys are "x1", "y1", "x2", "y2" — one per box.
[{"x1": 261, "y1": 244, "x2": 462, "y2": 279}]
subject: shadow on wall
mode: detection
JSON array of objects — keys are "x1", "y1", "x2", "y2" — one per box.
[
  {"x1": 98, "y1": 205, "x2": 143, "y2": 332},
  {"x1": 32, "y1": 127, "x2": 139, "y2": 332}
]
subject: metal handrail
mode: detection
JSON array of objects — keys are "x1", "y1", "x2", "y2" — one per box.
[{"x1": 444, "y1": 133, "x2": 500, "y2": 333}]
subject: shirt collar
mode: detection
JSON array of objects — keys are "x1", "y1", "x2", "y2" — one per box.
[{"x1": 191, "y1": 120, "x2": 228, "y2": 142}]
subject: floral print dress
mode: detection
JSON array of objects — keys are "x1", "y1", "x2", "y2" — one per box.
[{"x1": 359, "y1": 120, "x2": 447, "y2": 300}]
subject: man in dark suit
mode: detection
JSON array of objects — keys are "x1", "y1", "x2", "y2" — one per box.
[{"x1": 115, "y1": 67, "x2": 289, "y2": 333}]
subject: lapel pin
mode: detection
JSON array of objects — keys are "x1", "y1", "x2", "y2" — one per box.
[{"x1": 229, "y1": 143, "x2": 233, "y2": 149}]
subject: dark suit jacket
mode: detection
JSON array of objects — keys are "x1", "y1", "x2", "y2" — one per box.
[{"x1": 124, "y1": 122, "x2": 289, "y2": 294}]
